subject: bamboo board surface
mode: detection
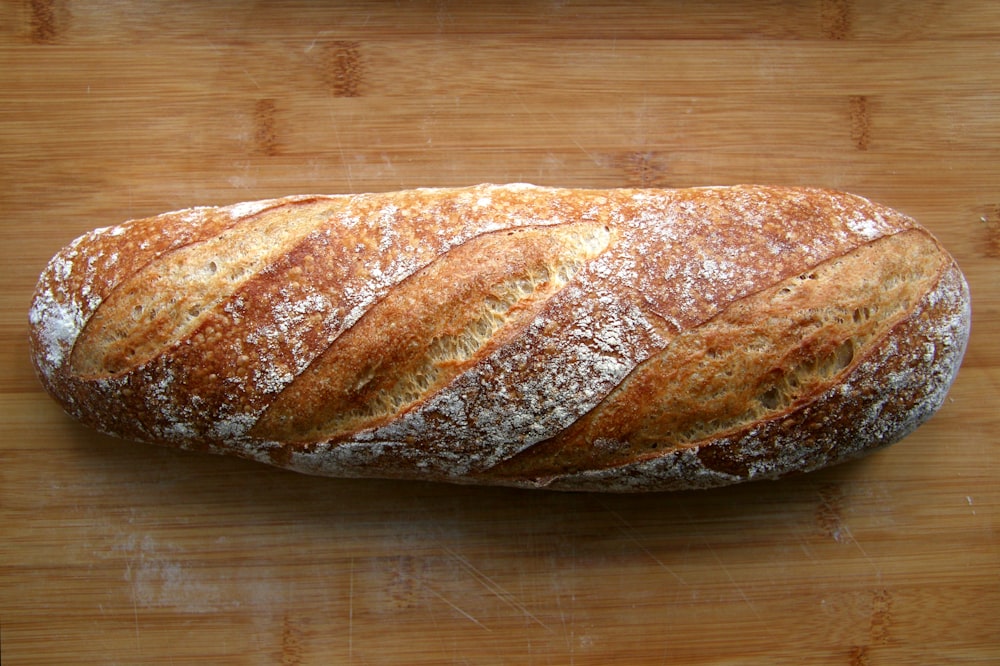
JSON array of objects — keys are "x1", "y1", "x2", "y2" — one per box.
[{"x1": 2, "y1": 1, "x2": 999, "y2": 664}]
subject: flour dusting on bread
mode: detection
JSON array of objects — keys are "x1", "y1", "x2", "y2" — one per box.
[{"x1": 28, "y1": 184, "x2": 970, "y2": 491}]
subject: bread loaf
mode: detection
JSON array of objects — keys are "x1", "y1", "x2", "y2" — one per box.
[{"x1": 28, "y1": 184, "x2": 971, "y2": 491}]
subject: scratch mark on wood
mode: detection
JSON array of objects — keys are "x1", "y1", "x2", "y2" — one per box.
[
  {"x1": 600, "y1": 502, "x2": 687, "y2": 585},
  {"x1": 329, "y1": 107, "x2": 355, "y2": 191},
  {"x1": 704, "y1": 537, "x2": 763, "y2": 621},
  {"x1": 571, "y1": 138, "x2": 603, "y2": 168},
  {"x1": 816, "y1": 484, "x2": 880, "y2": 572},
  {"x1": 442, "y1": 545, "x2": 553, "y2": 632},
  {"x1": 416, "y1": 577, "x2": 493, "y2": 632}
]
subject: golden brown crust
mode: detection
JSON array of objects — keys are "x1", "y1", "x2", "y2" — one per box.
[
  {"x1": 28, "y1": 184, "x2": 971, "y2": 491},
  {"x1": 531, "y1": 262, "x2": 971, "y2": 492},
  {"x1": 483, "y1": 228, "x2": 950, "y2": 481}
]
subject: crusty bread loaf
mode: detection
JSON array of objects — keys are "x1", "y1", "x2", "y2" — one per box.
[{"x1": 28, "y1": 184, "x2": 971, "y2": 491}]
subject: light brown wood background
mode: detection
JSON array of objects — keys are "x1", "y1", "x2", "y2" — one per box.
[{"x1": 2, "y1": 1, "x2": 998, "y2": 664}]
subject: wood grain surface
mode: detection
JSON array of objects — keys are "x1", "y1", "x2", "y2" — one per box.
[{"x1": 2, "y1": 1, "x2": 998, "y2": 664}]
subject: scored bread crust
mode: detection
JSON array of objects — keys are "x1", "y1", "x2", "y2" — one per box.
[{"x1": 28, "y1": 184, "x2": 971, "y2": 491}]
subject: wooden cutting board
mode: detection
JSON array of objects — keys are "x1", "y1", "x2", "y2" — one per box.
[{"x1": 2, "y1": 2, "x2": 998, "y2": 663}]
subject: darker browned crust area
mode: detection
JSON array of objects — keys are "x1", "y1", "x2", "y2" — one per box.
[
  {"x1": 525, "y1": 261, "x2": 971, "y2": 492},
  {"x1": 481, "y1": 228, "x2": 948, "y2": 483}
]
